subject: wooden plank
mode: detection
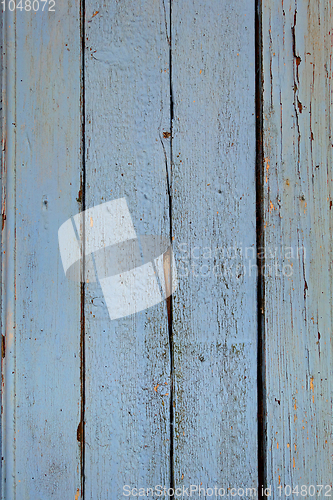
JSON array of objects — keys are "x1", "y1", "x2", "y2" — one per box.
[
  {"x1": 262, "y1": 0, "x2": 333, "y2": 494},
  {"x1": 1, "y1": 6, "x2": 82, "y2": 499},
  {"x1": 0, "y1": 11, "x2": 3, "y2": 490},
  {"x1": 171, "y1": 0, "x2": 258, "y2": 491},
  {"x1": 83, "y1": 2, "x2": 171, "y2": 497}
]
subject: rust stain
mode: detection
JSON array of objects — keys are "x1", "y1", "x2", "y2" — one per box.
[
  {"x1": 1, "y1": 335, "x2": 5, "y2": 359},
  {"x1": 265, "y1": 157, "x2": 270, "y2": 183},
  {"x1": 90, "y1": 216, "x2": 93, "y2": 227},
  {"x1": 92, "y1": 10, "x2": 99, "y2": 18},
  {"x1": 76, "y1": 189, "x2": 82, "y2": 204},
  {"x1": 77, "y1": 421, "x2": 83, "y2": 443},
  {"x1": 1, "y1": 212, "x2": 6, "y2": 231},
  {"x1": 310, "y1": 376, "x2": 315, "y2": 403},
  {"x1": 297, "y1": 99, "x2": 303, "y2": 113},
  {"x1": 265, "y1": 157, "x2": 270, "y2": 170},
  {"x1": 163, "y1": 131, "x2": 171, "y2": 139},
  {"x1": 310, "y1": 376, "x2": 314, "y2": 392},
  {"x1": 75, "y1": 488, "x2": 80, "y2": 500},
  {"x1": 154, "y1": 384, "x2": 159, "y2": 392}
]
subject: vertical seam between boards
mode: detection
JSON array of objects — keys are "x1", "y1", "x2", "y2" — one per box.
[
  {"x1": 255, "y1": 0, "x2": 266, "y2": 496},
  {"x1": 80, "y1": 0, "x2": 86, "y2": 496},
  {"x1": 168, "y1": 0, "x2": 175, "y2": 495}
]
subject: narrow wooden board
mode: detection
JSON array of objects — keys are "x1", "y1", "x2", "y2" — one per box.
[
  {"x1": 0, "y1": 11, "x2": 3, "y2": 489},
  {"x1": 1, "y1": 6, "x2": 82, "y2": 499},
  {"x1": 84, "y1": 2, "x2": 171, "y2": 497},
  {"x1": 262, "y1": 0, "x2": 333, "y2": 494},
  {"x1": 171, "y1": 0, "x2": 258, "y2": 491}
]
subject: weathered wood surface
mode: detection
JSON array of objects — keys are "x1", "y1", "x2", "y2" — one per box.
[
  {"x1": 1, "y1": 7, "x2": 82, "y2": 500},
  {"x1": 172, "y1": 0, "x2": 258, "y2": 491},
  {"x1": 0, "y1": 12, "x2": 2, "y2": 490},
  {"x1": 2, "y1": 0, "x2": 332, "y2": 498},
  {"x1": 84, "y1": 1, "x2": 171, "y2": 498},
  {"x1": 262, "y1": 0, "x2": 333, "y2": 495}
]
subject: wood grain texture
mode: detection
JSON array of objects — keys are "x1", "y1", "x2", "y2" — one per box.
[
  {"x1": 171, "y1": 0, "x2": 258, "y2": 490},
  {"x1": 262, "y1": 0, "x2": 333, "y2": 494},
  {"x1": 1, "y1": 7, "x2": 82, "y2": 500},
  {"x1": 84, "y1": 2, "x2": 171, "y2": 498},
  {"x1": 0, "y1": 12, "x2": 3, "y2": 490},
  {"x1": 3, "y1": 1, "x2": 331, "y2": 496}
]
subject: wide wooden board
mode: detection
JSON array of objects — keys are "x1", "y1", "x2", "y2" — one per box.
[
  {"x1": 84, "y1": 1, "x2": 172, "y2": 497},
  {"x1": 171, "y1": 0, "x2": 258, "y2": 491}
]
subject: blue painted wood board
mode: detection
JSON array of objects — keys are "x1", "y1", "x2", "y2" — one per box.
[
  {"x1": 262, "y1": 0, "x2": 333, "y2": 494},
  {"x1": 171, "y1": 0, "x2": 258, "y2": 490},
  {"x1": 1, "y1": 6, "x2": 82, "y2": 499},
  {"x1": 1, "y1": 0, "x2": 332, "y2": 498}
]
